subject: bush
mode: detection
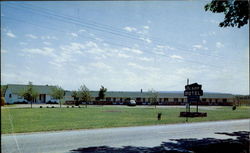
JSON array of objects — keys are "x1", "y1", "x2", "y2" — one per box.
[
  {"x1": 67, "y1": 106, "x2": 69, "y2": 108},
  {"x1": 40, "y1": 106, "x2": 43, "y2": 108},
  {"x1": 72, "y1": 106, "x2": 74, "y2": 108},
  {"x1": 78, "y1": 106, "x2": 81, "y2": 108},
  {"x1": 52, "y1": 106, "x2": 55, "y2": 108},
  {"x1": 47, "y1": 106, "x2": 49, "y2": 108},
  {"x1": 1, "y1": 97, "x2": 6, "y2": 106}
]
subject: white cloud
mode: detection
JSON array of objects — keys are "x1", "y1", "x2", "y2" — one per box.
[
  {"x1": 6, "y1": 31, "x2": 16, "y2": 38},
  {"x1": 19, "y1": 42, "x2": 28, "y2": 45},
  {"x1": 22, "y1": 47, "x2": 56, "y2": 57},
  {"x1": 90, "y1": 62, "x2": 112, "y2": 70},
  {"x1": 26, "y1": 34, "x2": 38, "y2": 39},
  {"x1": 216, "y1": 42, "x2": 224, "y2": 48},
  {"x1": 192, "y1": 44, "x2": 208, "y2": 50},
  {"x1": 41, "y1": 36, "x2": 57, "y2": 40},
  {"x1": 156, "y1": 45, "x2": 175, "y2": 51},
  {"x1": 170, "y1": 55, "x2": 183, "y2": 60},
  {"x1": 139, "y1": 37, "x2": 152, "y2": 43},
  {"x1": 193, "y1": 44, "x2": 203, "y2": 49},
  {"x1": 138, "y1": 57, "x2": 153, "y2": 62},
  {"x1": 43, "y1": 41, "x2": 51, "y2": 45},
  {"x1": 78, "y1": 29, "x2": 86, "y2": 33},
  {"x1": 71, "y1": 33, "x2": 78, "y2": 37},
  {"x1": 118, "y1": 53, "x2": 130, "y2": 58},
  {"x1": 123, "y1": 26, "x2": 137, "y2": 32},
  {"x1": 143, "y1": 26, "x2": 149, "y2": 29},
  {"x1": 128, "y1": 62, "x2": 147, "y2": 70},
  {"x1": 123, "y1": 48, "x2": 143, "y2": 54}
]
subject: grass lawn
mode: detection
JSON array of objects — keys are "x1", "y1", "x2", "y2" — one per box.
[{"x1": 1, "y1": 105, "x2": 250, "y2": 134}]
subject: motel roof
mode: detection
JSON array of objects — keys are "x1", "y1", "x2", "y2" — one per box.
[{"x1": 65, "y1": 91, "x2": 234, "y2": 99}]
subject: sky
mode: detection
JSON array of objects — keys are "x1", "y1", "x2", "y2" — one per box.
[{"x1": 1, "y1": 1, "x2": 249, "y2": 95}]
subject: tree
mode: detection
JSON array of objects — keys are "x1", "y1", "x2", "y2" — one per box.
[
  {"x1": 98, "y1": 86, "x2": 107, "y2": 105},
  {"x1": 51, "y1": 86, "x2": 65, "y2": 108},
  {"x1": 19, "y1": 82, "x2": 38, "y2": 108},
  {"x1": 205, "y1": 0, "x2": 249, "y2": 28},
  {"x1": 71, "y1": 90, "x2": 79, "y2": 105},
  {"x1": 78, "y1": 85, "x2": 91, "y2": 108},
  {"x1": 148, "y1": 89, "x2": 159, "y2": 109}
]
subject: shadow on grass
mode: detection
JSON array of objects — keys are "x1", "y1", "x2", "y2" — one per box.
[{"x1": 71, "y1": 131, "x2": 249, "y2": 153}]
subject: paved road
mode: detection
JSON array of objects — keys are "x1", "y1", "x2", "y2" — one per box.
[{"x1": 2, "y1": 119, "x2": 249, "y2": 153}]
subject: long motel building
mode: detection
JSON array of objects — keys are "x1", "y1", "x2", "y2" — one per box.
[{"x1": 4, "y1": 84, "x2": 234, "y2": 105}]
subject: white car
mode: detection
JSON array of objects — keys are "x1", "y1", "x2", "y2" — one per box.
[{"x1": 128, "y1": 100, "x2": 136, "y2": 106}]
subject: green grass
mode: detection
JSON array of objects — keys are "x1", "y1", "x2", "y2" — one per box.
[{"x1": 1, "y1": 106, "x2": 249, "y2": 134}]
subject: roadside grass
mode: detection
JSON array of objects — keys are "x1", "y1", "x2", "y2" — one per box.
[{"x1": 1, "y1": 106, "x2": 249, "y2": 134}]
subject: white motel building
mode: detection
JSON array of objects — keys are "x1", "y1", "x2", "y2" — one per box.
[{"x1": 4, "y1": 84, "x2": 234, "y2": 105}]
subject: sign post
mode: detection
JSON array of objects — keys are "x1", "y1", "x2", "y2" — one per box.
[
  {"x1": 184, "y1": 83, "x2": 203, "y2": 113},
  {"x1": 180, "y1": 81, "x2": 207, "y2": 118}
]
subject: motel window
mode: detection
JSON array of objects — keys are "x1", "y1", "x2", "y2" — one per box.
[
  {"x1": 215, "y1": 99, "x2": 218, "y2": 103},
  {"x1": 143, "y1": 98, "x2": 145, "y2": 102},
  {"x1": 181, "y1": 99, "x2": 184, "y2": 102},
  {"x1": 209, "y1": 99, "x2": 212, "y2": 102},
  {"x1": 223, "y1": 99, "x2": 227, "y2": 102},
  {"x1": 202, "y1": 98, "x2": 206, "y2": 102},
  {"x1": 120, "y1": 98, "x2": 123, "y2": 102},
  {"x1": 159, "y1": 98, "x2": 162, "y2": 102},
  {"x1": 113, "y1": 98, "x2": 116, "y2": 102},
  {"x1": 9, "y1": 94, "x2": 12, "y2": 98},
  {"x1": 174, "y1": 98, "x2": 178, "y2": 102},
  {"x1": 164, "y1": 98, "x2": 168, "y2": 102},
  {"x1": 106, "y1": 97, "x2": 111, "y2": 101}
]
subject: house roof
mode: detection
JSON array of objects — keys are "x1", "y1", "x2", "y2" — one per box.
[{"x1": 6, "y1": 84, "x2": 56, "y2": 95}]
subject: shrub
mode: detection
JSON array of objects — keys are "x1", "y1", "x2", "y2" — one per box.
[
  {"x1": 78, "y1": 106, "x2": 81, "y2": 108},
  {"x1": 40, "y1": 106, "x2": 43, "y2": 108},
  {"x1": 72, "y1": 106, "x2": 74, "y2": 108},
  {"x1": 67, "y1": 106, "x2": 69, "y2": 108},
  {"x1": 47, "y1": 106, "x2": 49, "y2": 108},
  {"x1": 52, "y1": 106, "x2": 55, "y2": 108}
]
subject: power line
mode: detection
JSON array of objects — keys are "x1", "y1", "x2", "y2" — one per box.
[
  {"x1": 2, "y1": 6, "x2": 247, "y2": 72},
  {"x1": 6, "y1": 3, "x2": 237, "y2": 61}
]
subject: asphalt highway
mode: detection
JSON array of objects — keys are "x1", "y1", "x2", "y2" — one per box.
[{"x1": 1, "y1": 119, "x2": 249, "y2": 153}]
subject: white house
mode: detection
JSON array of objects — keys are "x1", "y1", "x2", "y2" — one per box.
[{"x1": 4, "y1": 84, "x2": 58, "y2": 104}]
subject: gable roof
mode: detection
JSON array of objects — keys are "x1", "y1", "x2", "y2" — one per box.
[{"x1": 6, "y1": 84, "x2": 56, "y2": 95}]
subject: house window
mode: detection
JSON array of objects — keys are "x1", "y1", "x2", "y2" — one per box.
[{"x1": 9, "y1": 94, "x2": 12, "y2": 98}]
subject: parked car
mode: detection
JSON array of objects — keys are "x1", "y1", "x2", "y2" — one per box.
[
  {"x1": 128, "y1": 100, "x2": 136, "y2": 106},
  {"x1": 13, "y1": 99, "x2": 28, "y2": 104}
]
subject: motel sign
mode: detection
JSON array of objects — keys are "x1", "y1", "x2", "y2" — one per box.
[{"x1": 184, "y1": 83, "x2": 203, "y2": 96}]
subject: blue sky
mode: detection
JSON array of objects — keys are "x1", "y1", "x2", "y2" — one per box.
[{"x1": 1, "y1": 1, "x2": 249, "y2": 94}]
